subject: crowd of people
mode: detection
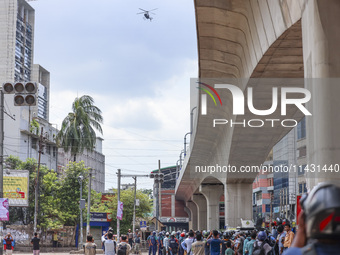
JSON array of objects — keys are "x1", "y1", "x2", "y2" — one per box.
[{"x1": 145, "y1": 181, "x2": 340, "y2": 255}]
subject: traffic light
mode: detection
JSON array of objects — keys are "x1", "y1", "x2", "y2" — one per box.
[
  {"x1": 150, "y1": 172, "x2": 164, "y2": 183},
  {"x1": 2, "y1": 82, "x2": 37, "y2": 106}
]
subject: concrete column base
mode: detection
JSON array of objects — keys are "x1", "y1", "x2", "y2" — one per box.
[
  {"x1": 224, "y1": 183, "x2": 253, "y2": 228},
  {"x1": 192, "y1": 194, "x2": 207, "y2": 230},
  {"x1": 199, "y1": 184, "x2": 223, "y2": 230},
  {"x1": 186, "y1": 201, "x2": 198, "y2": 230}
]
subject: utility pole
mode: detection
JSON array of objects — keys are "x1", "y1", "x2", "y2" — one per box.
[
  {"x1": 270, "y1": 192, "x2": 273, "y2": 225},
  {"x1": 158, "y1": 160, "x2": 161, "y2": 229},
  {"x1": 34, "y1": 127, "x2": 44, "y2": 233},
  {"x1": 117, "y1": 169, "x2": 121, "y2": 239},
  {"x1": 86, "y1": 169, "x2": 92, "y2": 234},
  {"x1": 132, "y1": 176, "x2": 137, "y2": 234},
  {"x1": 78, "y1": 175, "x2": 84, "y2": 249},
  {"x1": 285, "y1": 187, "x2": 288, "y2": 219},
  {"x1": 0, "y1": 90, "x2": 4, "y2": 255}
]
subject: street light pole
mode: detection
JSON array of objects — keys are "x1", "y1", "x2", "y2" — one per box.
[
  {"x1": 0, "y1": 90, "x2": 4, "y2": 255},
  {"x1": 78, "y1": 175, "x2": 84, "y2": 250},
  {"x1": 86, "y1": 169, "x2": 92, "y2": 234},
  {"x1": 117, "y1": 169, "x2": 121, "y2": 239},
  {"x1": 132, "y1": 176, "x2": 137, "y2": 234},
  {"x1": 34, "y1": 127, "x2": 44, "y2": 233}
]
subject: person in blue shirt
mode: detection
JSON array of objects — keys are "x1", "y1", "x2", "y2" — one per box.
[
  {"x1": 148, "y1": 232, "x2": 158, "y2": 255},
  {"x1": 284, "y1": 182, "x2": 340, "y2": 255},
  {"x1": 206, "y1": 230, "x2": 223, "y2": 255}
]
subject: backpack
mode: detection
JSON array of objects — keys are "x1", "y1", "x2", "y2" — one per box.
[
  {"x1": 252, "y1": 241, "x2": 265, "y2": 255},
  {"x1": 169, "y1": 239, "x2": 179, "y2": 254},
  {"x1": 118, "y1": 243, "x2": 128, "y2": 255}
]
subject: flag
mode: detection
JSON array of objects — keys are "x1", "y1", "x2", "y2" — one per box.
[
  {"x1": 117, "y1": 200, "x2": 123, "y2": 220},
  {"x1": 0, "y1": 198, "x2": 9, "y2": 221}
]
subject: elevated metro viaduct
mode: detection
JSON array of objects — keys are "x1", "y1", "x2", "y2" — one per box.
[{"x1": 175, "y1": 0, "x2": 340, "y2": 230}]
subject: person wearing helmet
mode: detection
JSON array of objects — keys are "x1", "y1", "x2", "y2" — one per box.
[
  {"x1": 158, "y1": 232, "x2": 164, "y2": 255},
  {"x1": 163, "y1": 232, "x2": 170, "y2": 255},
  {"x1": 148, "y1": 232, "x2": 158, "y2": 255},
  {"x1": 181, "y1": 231, "x2": 195, "y2": 255},
  {"x1": 284, "y1": 181, "x2": 340, "y2": 255},
  {"x1": 168, "y1": 234, "x2": 179, "y2": 255},
  {"x1": 252, "y1": 231, "x2": 272, "y2": 255},
  {"x1": 178, "y1": 233, "x2": 185, "y2": 255}
]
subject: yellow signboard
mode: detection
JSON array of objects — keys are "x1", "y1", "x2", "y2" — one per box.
[{"x1": 3, "y1": 170, "x2": 29, "y2": 207}]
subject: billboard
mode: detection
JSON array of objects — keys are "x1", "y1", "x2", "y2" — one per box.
[{"x1": 4, "y1": 170, "x2": 30, "y2": 207}]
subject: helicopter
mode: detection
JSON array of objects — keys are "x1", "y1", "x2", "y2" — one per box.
[{"x1": 137, "y1": 8, "x2": 158, "y2": 21}]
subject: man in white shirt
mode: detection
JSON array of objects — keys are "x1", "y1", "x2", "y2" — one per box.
[{"x1": 104, "y1": 232, "x2": 117, "y2": 255}]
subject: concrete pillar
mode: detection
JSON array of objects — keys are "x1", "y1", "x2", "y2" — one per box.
[
  {"x1": 186, "y1": 201, "x2": 198, "y2": 230},
  {"x1": 184, "y1": 207, "x2": 192, "y2": 231},
  {"x1": 192, "y1": 194, "x2": 207, "y2": 230},
  {"x1": 224, "y1": 183, "x2": 253, "y2": 228},
  {"x1": 199, "y1": 184, "x2": 223, "y2": 230},
  {"x1": 302, "y1": 0, "x2": 340, "y2": 188}
]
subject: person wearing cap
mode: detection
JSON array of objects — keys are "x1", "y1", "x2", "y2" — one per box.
[
  {"x1": 163, "y1": 232, "x2": 170, "y2": 255},
  {"x1": 284, "y1": 181, "x2": 340, "y2": 255}
]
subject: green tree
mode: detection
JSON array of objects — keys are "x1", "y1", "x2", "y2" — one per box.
[
  {"x1": 107, "y1": 189, "x2": 152, "y2": 234},
  {"x1": 58, "y1": 161, "x2": 89, "y2": 227},
  {"x1": 56, "y1": 95, "x2": 103, "y2": 161}
]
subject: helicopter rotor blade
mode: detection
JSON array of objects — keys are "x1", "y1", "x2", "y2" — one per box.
[
  {"x1": 151, "y1": 12, "x2": 156, "y2": 15},
  {"x1": 137, "y1": 12, "x2": 145, "y2": 14},
  {"x1": 148, "y1": 8, "x2": 158, "y2": 12},
  {"x1": 139, "y1": 8, "x2": 147, "y2": 12}
]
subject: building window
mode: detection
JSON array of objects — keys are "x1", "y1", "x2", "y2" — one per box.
[
  {"x1": 219, "y1": 203, "x2": 225, "y2": 212},
  {"x1": 46, "y1": 145, "x2": 51, "y2": 155},
  {"x1": 297, "y1": 117, "x2": 306, "y2": 140},
  {"x1": 298, "y1": 165, "x2": 306, "y2": 176},
  {"x1": 297, "y1": 146, "x2": 307, "y2": 158},
  {"x1": 32, "y1": 138, "x2": 37, "y2": 150}
]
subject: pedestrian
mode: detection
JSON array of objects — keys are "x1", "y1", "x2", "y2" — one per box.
[
  {"x1": 191, "y1": 233, "x2": 205, "y2": 255},
  {"x1": 4, "y1": 233, "x2": 14, "y2": 255},
  {"x1": 102, "y1": 231, "x2": 108, "y2": 251},
  {"x1": 275, "y1": 225, "x2": 285, "y2": 255},
  {"x1": 148, "y1": 232, "x2": 158, "y2": 255},
  {"x1": 206, "y1": 230, "x2": 223, "y2": 255},
  {"x1": 158, "y1": 232, "x2": 164, "y2": 255},
  {"x1": 283, "y1": 223, "x2": 294, "y2": 251},
  {"x1": 169, "y1": 234, "x2": 179, "y2": 255},
  {"x1": 243, "y1": 234, "x2": 251, "y2": 255},
  {"x1": 52, "y1": 231, "x2": 58, "y2": 248},
  {"x1": 181, "y1": 231, "x2": 195, "y2": 255},
  {"x1": 225, "y1": 241, "x2": 234, "y2": 255},
  {"x1": 127, "y1": 229, "x2": 134, "y2": 248},
  {"x1": 271, "y1": 223, "x2": 278, "y2": 239},
  {"x1": 104, "y1": 232, "x2": 117, "y2": 255},
  {"x1": 134, "y1": 234, "x2": 141, "y2": 255},
  {"x1": 117, "y1": 235, "x2": 131, "y2": 255},
  {"x1": 283, "y1": 181, "x2": 340, "y2": 254},
  {"x1": 252, "y1": 231, "x2": 272, "y2": 255},
  {"x1": 31, "y1": 232, "x2": 40, "y2": 255},
  {"x1": 163, "y1": 232, "x2": 170, "y2": 255},
  {"x1": 178, "y1": 232, "x2": 186, "y2": 255},
  {"x1": 244, "y1": 232, "x2": 256, "y2": 255},
  {"x1": 84, "y1": 235, "x2": 97, "y2": 255}
]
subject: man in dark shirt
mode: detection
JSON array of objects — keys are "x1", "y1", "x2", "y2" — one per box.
[
  {"x1": 206, "y1": 230, "x2": 223, "y2": 255},
  {"x1": 31, "y1": 232, "x2": 40, "y2": 255}
]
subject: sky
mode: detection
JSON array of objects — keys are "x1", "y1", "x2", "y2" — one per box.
[{"x1": 28, "y1": 0, "x2": 198, "y2": 190}]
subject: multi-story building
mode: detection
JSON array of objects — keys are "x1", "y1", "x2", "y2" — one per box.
[
  {"x1": 252, "y1": 161, "x2": 274, "y2": 225},
  {"x1": 0, "y1": 0, "x2": 105, "y2": 193},
  {"x1": 152, "y1": 165, "x2": 189, "y2": 232}
]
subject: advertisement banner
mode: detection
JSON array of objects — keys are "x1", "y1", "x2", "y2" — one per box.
[
  {"x1": 117, "y1": 201, "x2": 123, "y2": 220},
  {"x1": 0, "y1": 198, "x2": 9, "y2": 221},
  {"x1": 90, "y1": 212, "x2": 112, "y2": 222},
  {"x1": 4, "y1": 170, "x2": 29, "y2": 207}
]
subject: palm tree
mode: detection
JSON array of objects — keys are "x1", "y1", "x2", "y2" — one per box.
[{"x1": 57, "y1": 95, "x2": 103, "y2": 161}]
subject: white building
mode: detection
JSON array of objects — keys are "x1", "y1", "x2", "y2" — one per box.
[{"x1": 0, "y1": 0, "x2": 105, "y2": 193}]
